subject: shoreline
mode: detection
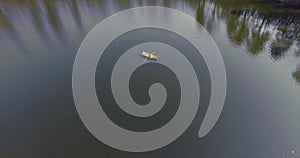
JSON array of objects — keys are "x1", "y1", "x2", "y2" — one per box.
[{"x1": 273, "y1": 0, "x2": 300, "y2": 8}]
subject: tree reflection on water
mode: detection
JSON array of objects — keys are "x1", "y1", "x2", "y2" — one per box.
[
  {"x1": 1, "y1": 1, "x2": 300, "y2": 157},
  {"x1": 293, "y1": 66, "x2": 300, "y2": 83},
  {"x1": 0, "y1": 0, "x2": 300, "y2": 83},
  {"x1": 196, "y1": 0, "x2": 300, "y2": 83}
]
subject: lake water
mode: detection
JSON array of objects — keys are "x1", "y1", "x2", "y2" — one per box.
[{"x1": 1, "y1": 0, "x2": 300, "y2": 157}]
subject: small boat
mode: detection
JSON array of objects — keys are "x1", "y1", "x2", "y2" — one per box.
[{"x1": 140, "y1": 51, "x2": 158, "y2": 61}]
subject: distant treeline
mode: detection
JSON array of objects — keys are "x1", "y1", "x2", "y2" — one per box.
[{"x1": 272, "y1": 0, "x2": 300, "y2": 8}]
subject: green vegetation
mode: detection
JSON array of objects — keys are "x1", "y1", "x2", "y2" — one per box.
[
  {"x1": 293, "y1": 67, "x2": 300, "y2": 83},
  {"x1": 270, "y1": 38, "x2": 293, "y2": 57}
]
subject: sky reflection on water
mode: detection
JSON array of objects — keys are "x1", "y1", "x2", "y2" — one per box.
[{"x1": 0, "y1": 0, "x2": 300, "y2": 157}]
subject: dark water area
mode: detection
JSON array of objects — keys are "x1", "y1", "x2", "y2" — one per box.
[{"x1": 1, "y1": 0, "x2": 300, "y2": 157}]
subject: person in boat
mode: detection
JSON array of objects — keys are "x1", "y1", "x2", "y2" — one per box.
[{"x1": 140, "y1": 51, "x2": 158, "y2": 61}]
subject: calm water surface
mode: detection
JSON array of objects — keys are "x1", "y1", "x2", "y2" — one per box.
[{"x1": 1, "y1": 0, "x2": 300, "y2": 157}]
